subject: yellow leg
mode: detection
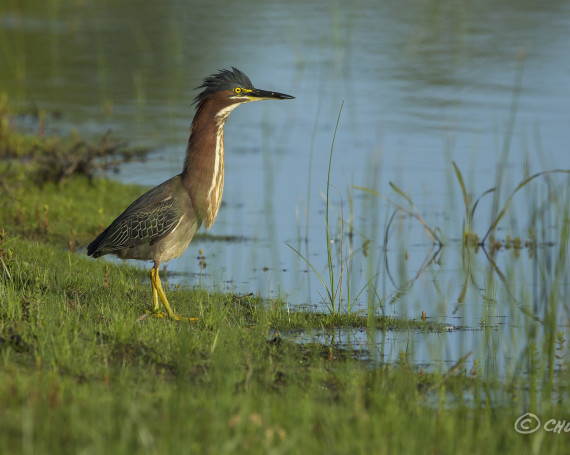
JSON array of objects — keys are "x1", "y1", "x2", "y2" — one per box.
[
  {"x1": 150, "y1": 266, "x2": 175, "y2": 319},
  {"x1": 150, "y1": 268, "x2": 159, "y2": 312},
  {"x1": 148, "y1": 265, "x2": 198, "y2": 322}
]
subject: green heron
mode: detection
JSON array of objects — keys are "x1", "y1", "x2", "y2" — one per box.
[{"x1": 87, "y1": 68, "x2": 294, "y2": 319}]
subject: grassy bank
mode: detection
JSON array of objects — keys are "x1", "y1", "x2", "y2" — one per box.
[{"x1": 0, "y1": 111, "x2": 568, "y2": 454}]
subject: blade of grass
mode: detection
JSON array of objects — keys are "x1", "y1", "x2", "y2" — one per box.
[
  {"x1": 354, "y1": 185, "x2": 442, "y2": 245},
  {"x1": 470, "y1": 187, "x2": 496, "y2": 224},
  {"x1": 325, "y1": 100, "x2": 345, "y2": 314},
  {"x1": 482, "y1": 169, "x2": 570, "y2": 243},
  {"x1": 286, "y1": 243, "x2": 332, "y2": 309},
  {"x1": 389, "y1": 181, "x2": 413, "y2": 206},
  {"x1": 452, "y1": 161, "x2": 470, "y2": 228}
]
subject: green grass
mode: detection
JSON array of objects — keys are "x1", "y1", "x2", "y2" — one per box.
[
  {"x1": 289, "y1": 100, "x2": 372, "y2": 316},
  {"x1": 1, "y1": 232, "x2": 565, "y2": 454},
  {"x1": 1, "y1": 107, "x2": 569, "y2": 454}
]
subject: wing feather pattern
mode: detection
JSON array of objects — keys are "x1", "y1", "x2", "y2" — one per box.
[{"x1": 87, "y1": 178, "x2": 184, "y2": 257}]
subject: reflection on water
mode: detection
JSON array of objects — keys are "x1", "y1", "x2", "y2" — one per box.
[
  {"x1": 286, "y1": 236, "x2": 564, "y2": 375},
  {"x1": 1, "y1": 0, "x2": 569, "y2": 370}
]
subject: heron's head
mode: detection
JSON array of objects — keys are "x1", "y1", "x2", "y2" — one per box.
[{"x1": 193, "y1": 67, "x2": 294, "y2": 111}]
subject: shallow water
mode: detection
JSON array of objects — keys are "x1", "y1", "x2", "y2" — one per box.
[{"x1": 2, "y1": 0, "x2": 569, "y2": 370}]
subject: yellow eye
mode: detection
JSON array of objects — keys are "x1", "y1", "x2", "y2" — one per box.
[{"x1": 234, "y1": 87, "x2": 242, "y2": 94}]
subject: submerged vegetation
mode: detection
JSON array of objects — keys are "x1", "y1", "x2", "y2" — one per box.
[{"x1": 1, "y1": 96, "x2": 569, "y2": 455}]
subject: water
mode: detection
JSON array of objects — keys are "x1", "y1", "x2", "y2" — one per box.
[{"x1": 1, "y1": 0, "x2": 569, "y2": 371}]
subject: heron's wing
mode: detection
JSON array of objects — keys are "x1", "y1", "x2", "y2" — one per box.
[
  {"x1": 88, "y1": 178, "x2": 187, "y2": 257},
  {"x1": 103, "y1": 195, "x2": 182, "y2": 250}
]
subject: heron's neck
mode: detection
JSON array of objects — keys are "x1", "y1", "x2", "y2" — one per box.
[{"x1": 182, "y1": 99, "x2": 239, "y2": 229}]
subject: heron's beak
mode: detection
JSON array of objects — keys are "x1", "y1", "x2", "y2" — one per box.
[{"x1": 249, "y1": 88, "x2": 295, "y2": 100}]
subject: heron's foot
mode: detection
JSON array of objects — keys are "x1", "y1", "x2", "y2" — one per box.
[{"x1": 146, "y1": 309, "x2": 199, "y2": 322}]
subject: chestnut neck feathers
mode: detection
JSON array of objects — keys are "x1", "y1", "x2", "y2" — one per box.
[{"x1": 181, "y1": 90, "x2": 241, "y2": 229}]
